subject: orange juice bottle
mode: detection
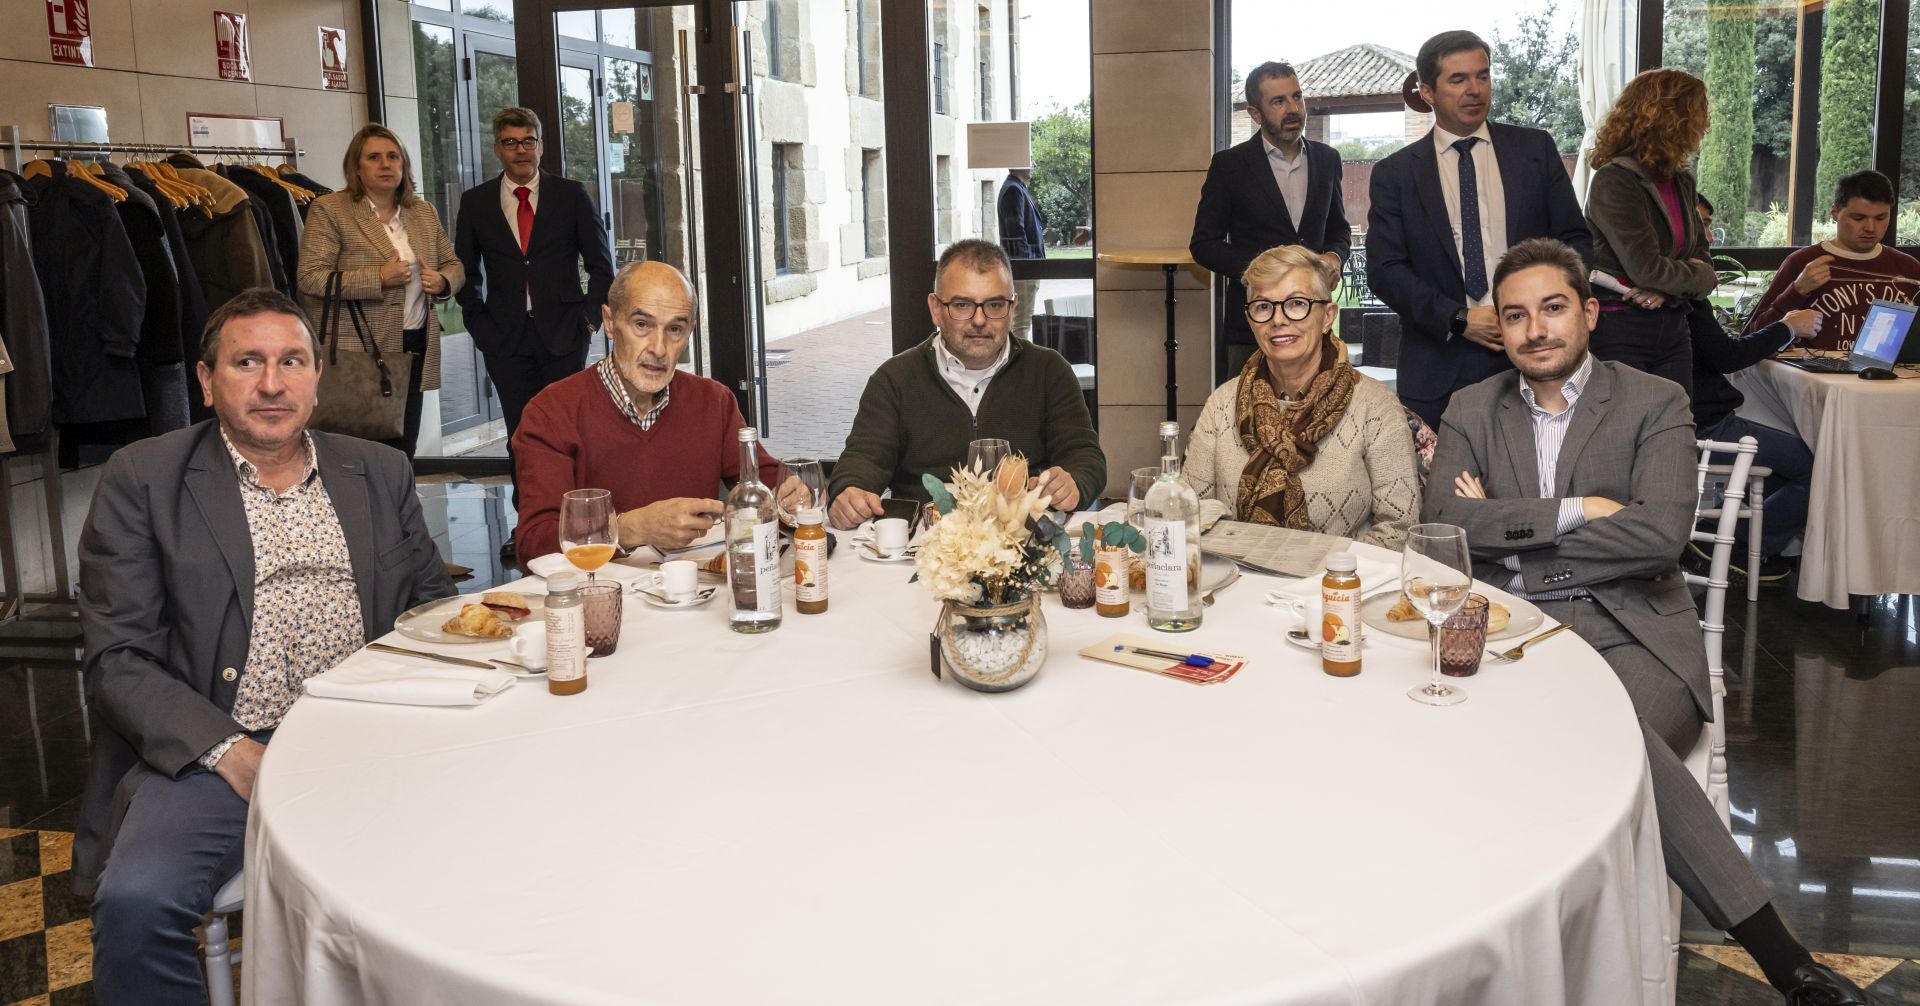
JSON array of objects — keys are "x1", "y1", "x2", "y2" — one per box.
[
  {"x1": 1321, "y1": 552, "x2": 1361, "y2": 677},
  {"x1": 1094, "y1": 526, "x2": 1130, "y2": 617},
  {"x1": 794, "y1": 508, "x2": 829, "y2": 614}
]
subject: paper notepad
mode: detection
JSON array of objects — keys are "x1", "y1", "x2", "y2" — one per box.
[{"x1": 1079, "y1": 634, "x2": 1245, "y2": 685}]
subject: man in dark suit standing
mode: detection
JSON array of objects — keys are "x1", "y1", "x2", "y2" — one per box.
[
  {"x1": 455, "y1": 107, "x2": 616, "y2": 557},
  {"x1": 1192, "y1": 60, "x2": 1351, "y2": 379},
  {"x1": 75, "y1": 289, "x2": 451, "y2": 1004},
  {"x1": 1427, "y1": 240, "x2": 1872, "y2": 1006},
  {"x1": 1366, "y1": 31, "x2": 1591, "y2": 428}
]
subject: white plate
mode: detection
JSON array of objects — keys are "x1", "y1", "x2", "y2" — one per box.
[
  {"x1": 525, "y1": 553, "x2": 648, "y2": 583},
  {"x1": 1359, "y1": 590, "x2": 1545, "y2": 642},
  {"x1": 856, "y1": 543, "x2": 917, "y2": 563},
  {"x1": 393, "y1": 595, "x2": 544, "y2": 645}
]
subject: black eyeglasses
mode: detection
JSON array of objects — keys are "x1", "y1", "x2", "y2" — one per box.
[
  {"x1": 496, "y1": 136, "x2": 542, "y2": 150},
  {"x1": 1245, "y1": 296, "x2": 1332, "y2": 323},
  {"x1": 937, "y1": 296, "x2": 1014, "y2": 320}
]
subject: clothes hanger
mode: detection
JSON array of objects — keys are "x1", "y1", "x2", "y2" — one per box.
[
  {"x1": 126, "y1": 162, "x2": 191, "y2": 210},
  {"x1": 21, "y1": 159, "x2": 51, "y2": 181},
  {"x1": 69, "y1": 161, "x2": 128, "y2": 202}
]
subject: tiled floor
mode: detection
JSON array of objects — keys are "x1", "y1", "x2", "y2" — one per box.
[{"x1": 2, "y1": 478, "x2": 1916, "y2": 1003}]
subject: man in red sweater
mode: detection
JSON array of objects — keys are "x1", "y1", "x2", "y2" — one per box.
[
  {"x1": 511, "y1": 261, "x2": 781, "y2": 564},
  {"x1": 1744, "y1": 170, "x2": 1920, "y2": 350}
]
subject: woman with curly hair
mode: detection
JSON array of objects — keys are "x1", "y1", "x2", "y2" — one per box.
[{"x1": 1583, "y1": 68, "x2": 1715, "y2": 397}]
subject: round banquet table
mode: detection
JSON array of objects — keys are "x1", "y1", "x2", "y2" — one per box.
[{"x1": 243, "y1": 537, "x2": 1674, "y2": 1006}]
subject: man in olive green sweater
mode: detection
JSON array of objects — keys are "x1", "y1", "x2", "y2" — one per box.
[{"x1": 827, "y1": 239, "x2": 1107, "y2": 529}]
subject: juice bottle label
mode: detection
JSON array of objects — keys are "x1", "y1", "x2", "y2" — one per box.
[
  {"x1": 1321, "y1": 584, "x2": 1360, "y2": 666},
  {"x1": 546, "y1": 606, "x2": 586, "y2": 683},
  {"x1": 1094, "y1": 547, "x2": 1129, "y2": 606},
  {"x1": 795, "y1": 534, "x2": 828, "y2": 603}
]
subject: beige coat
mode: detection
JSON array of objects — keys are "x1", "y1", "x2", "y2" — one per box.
[{"x1": 296, "y1": 191, "x2": 464, "y2": 392}]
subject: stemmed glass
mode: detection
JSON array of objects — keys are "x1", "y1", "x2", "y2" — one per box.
[
  {"x1": 776, "y1": 458, "x2": 826, "y2": 523},
  {"x1": 1403, "y1": 523, "x2": 1473, "y2": 706},
  {"x1": 559, "y1": 488, "x2": 617, "y2": 582},
  {"x1": 966, "y1": 438, "x2": 1011, "y2": 475}
]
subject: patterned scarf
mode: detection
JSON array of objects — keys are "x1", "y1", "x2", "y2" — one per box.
[{"x1": 1233, "y1": 331, "x2": 1358, "y2": 528}]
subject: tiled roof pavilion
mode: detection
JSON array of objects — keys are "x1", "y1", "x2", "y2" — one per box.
[{"x1": 1296, "y1": 43, "x2": 1416, "y2": 112}]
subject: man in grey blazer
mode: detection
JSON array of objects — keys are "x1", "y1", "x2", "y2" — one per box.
[
  {"x1": 1424, "y1": 239, "x2": 1869, "y2": 1005},
  {"x1": 74, "y1": 289, "x2": 452, "y2": 1004}
]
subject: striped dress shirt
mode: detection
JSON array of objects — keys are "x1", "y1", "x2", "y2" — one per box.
[{"x1": 1505, "y1": 351, "x2": 1594, "y2": 600}]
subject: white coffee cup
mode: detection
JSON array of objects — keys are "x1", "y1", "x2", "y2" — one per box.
[
  {"x1": 659, "y1": 560, "x2": 699, "y2": 602},
  {"x1": 873, "y1": 517, "x2": 910, "y2": 556},
  {"x1": 508, "y1": 623, "x2": 548, "y2": 670}
]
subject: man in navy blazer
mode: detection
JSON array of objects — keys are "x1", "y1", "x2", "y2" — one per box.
[
  {"x1": 1192, "y1": 61, "x2": 1351, "y2": 378},
  {"x1": 1365, "y1": 31, "x2": 1590, "y2": 428},
  {"x1": 455, "y1": 107, "x2": 616, "y2": 552}
]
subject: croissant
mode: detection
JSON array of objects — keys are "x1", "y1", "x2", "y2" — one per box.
[{"x1": 442, "y1": 603, "x2": 512, "y2": 639}]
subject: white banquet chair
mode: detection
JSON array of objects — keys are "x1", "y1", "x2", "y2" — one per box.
[
  {"x1": 199, "y1": 868, "x2": 245, "y2": 1006},
  {"x1": 1668, "y1": 436, "x2": 1758, "y2": 988}
]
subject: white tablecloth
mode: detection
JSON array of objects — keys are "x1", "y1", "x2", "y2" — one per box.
[
  {"x1": 243, "y1": 541, "x2": 1674, "y2": 1006},
  {"x1": 1727, "y1": 360, "x2": 1920, "y2": 607}
]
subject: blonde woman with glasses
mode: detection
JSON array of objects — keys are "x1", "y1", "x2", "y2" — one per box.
[{"x1": 1185, "y1": 245, "x2": 1419, "y2": 548}]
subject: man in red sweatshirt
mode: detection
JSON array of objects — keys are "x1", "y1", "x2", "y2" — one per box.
[
  {"x1": 1744, "y1": 170, "x2": 1920, "y2": 350},
  {"x1": 511, "y1": 261, "x2": 784, "y2": 564}
]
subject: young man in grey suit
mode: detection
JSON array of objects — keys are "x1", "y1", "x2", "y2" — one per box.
[
  {"x1": 74, "y1": 289, "x2": 452, "y2": 1005},
  {"x1": 1424, "y1": 239, "x2": 1870, "y2": 1006}
]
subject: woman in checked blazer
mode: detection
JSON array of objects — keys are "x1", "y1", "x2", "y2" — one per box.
[{"x1": 297, "y1": 124, "x2": 464, "y2": 456}]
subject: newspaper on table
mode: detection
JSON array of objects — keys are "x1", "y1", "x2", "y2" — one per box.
[{"x1": 1200, "y1": 520, "x2": 1350, "y2": 578}]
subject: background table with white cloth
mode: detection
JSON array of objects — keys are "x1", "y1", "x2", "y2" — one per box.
[
  {"x1": 242, "y1": 539, "x2": 1676, "y2": 1006},
  {"x1": 1727, "y1": 360, "x2": 1920, "y2": 607}
]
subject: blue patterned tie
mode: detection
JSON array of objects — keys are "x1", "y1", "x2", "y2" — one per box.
[{"x1": 1454, "y1": 137, "x2": 1488, "y2": 301}]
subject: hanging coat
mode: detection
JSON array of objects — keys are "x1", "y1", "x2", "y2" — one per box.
[
  {"x1": 0, "y1": 171, "x2": 53, "y2": 446},
  {"x1": 23, "y1": 162, "x2": 146, "y2": 426}
]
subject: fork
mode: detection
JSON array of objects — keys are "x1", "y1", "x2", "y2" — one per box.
[{"x1": 1485, "y1": 623, "x2": 1573, "y2": 662}]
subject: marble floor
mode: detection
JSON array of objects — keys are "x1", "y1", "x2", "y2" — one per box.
[{"x1": 1, "y1": 477, "x2": 1916, "y2": 1004}]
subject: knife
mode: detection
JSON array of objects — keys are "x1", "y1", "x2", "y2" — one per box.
[{"x1": 367, "y1": 642, "x2": 500, "y2": 670}]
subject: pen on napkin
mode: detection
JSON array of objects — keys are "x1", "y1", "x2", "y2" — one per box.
[{"x1": 1115, "y1": 645, "x2": 1215, "y2": 668}]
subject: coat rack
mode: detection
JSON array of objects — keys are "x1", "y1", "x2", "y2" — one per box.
[{"x1": 0, "y1": 125, "x2": 302, "y2": 633}]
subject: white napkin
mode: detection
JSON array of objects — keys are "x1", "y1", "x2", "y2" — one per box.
[
  {"x1": 1266, "y1": 553, "x2": 1401, "y2": 601},
  {"x1": 303, "y1": 657, "x2": 515, "y2": 707}
]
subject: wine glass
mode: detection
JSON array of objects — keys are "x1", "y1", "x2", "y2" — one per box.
[
  {"x1": 1403, "y1": 523, "x2": 1474, "y2": 706},
  {"x1": 558, "y1": 488, "x2": 617, "y2": 581},
  {"x1": 776, "y1": 457, "x2": 825, "y2": 524},
  {"x1": 1126, "y1": 466, "x2": 1159, "y2": 532},
  {"x1": 965, "y1": 438, "x2": 1011, "y2": 476}
]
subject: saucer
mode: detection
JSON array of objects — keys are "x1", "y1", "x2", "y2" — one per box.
[
  {"x1": 635, "y1": 576, "x2": 720, "y2": 609},
  {"x1": 857, "y1": 543, "x2": 916, "y2": 563}
]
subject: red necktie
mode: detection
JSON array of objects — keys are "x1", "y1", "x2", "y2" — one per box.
[{"x1": 514, "y1": 185, "x2": 533, "y2": 254}]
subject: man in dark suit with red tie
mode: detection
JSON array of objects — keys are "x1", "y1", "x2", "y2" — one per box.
[
  {"x1": 1191, "y1": 61, "x2": 1352, "y2": 380},
  {"x1": 1365, "y1": 31, "x2": 1591, "y2": 429},
  {"x1": 455, "y1": 106, "x2": 616, "y2": 557}
]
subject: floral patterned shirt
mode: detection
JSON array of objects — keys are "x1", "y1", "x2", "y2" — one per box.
[{"x1": 199, "y1": 431, "x2": 365, "y2": 768}]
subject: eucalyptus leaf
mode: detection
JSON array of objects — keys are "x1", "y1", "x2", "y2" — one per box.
[{"x1": 921, "y1": 474, "x2": 956, "y2": 515}]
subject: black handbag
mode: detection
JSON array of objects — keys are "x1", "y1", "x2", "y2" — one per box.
[{"x1": 309, "y1": 270, "x2": 416, "y2": 442}]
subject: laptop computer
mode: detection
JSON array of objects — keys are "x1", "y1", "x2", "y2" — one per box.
[{"x1": 1786, "y1": 299, "x2": 1919, "y2": 373}]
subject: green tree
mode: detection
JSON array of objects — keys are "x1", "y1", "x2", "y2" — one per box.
[
  {"x1": 1029, "y1": 99, "x2": 1090, "y2": 247},
  {"x1": 1814, "y1": 0, "x2": 1879, "y2": 203},
  {"x1": 1488, "y1": 0, "x2": 1584, "y2": 153},
  {"x1": 1698, "y1": 0, "x2": 1758, "y2": 240}
]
